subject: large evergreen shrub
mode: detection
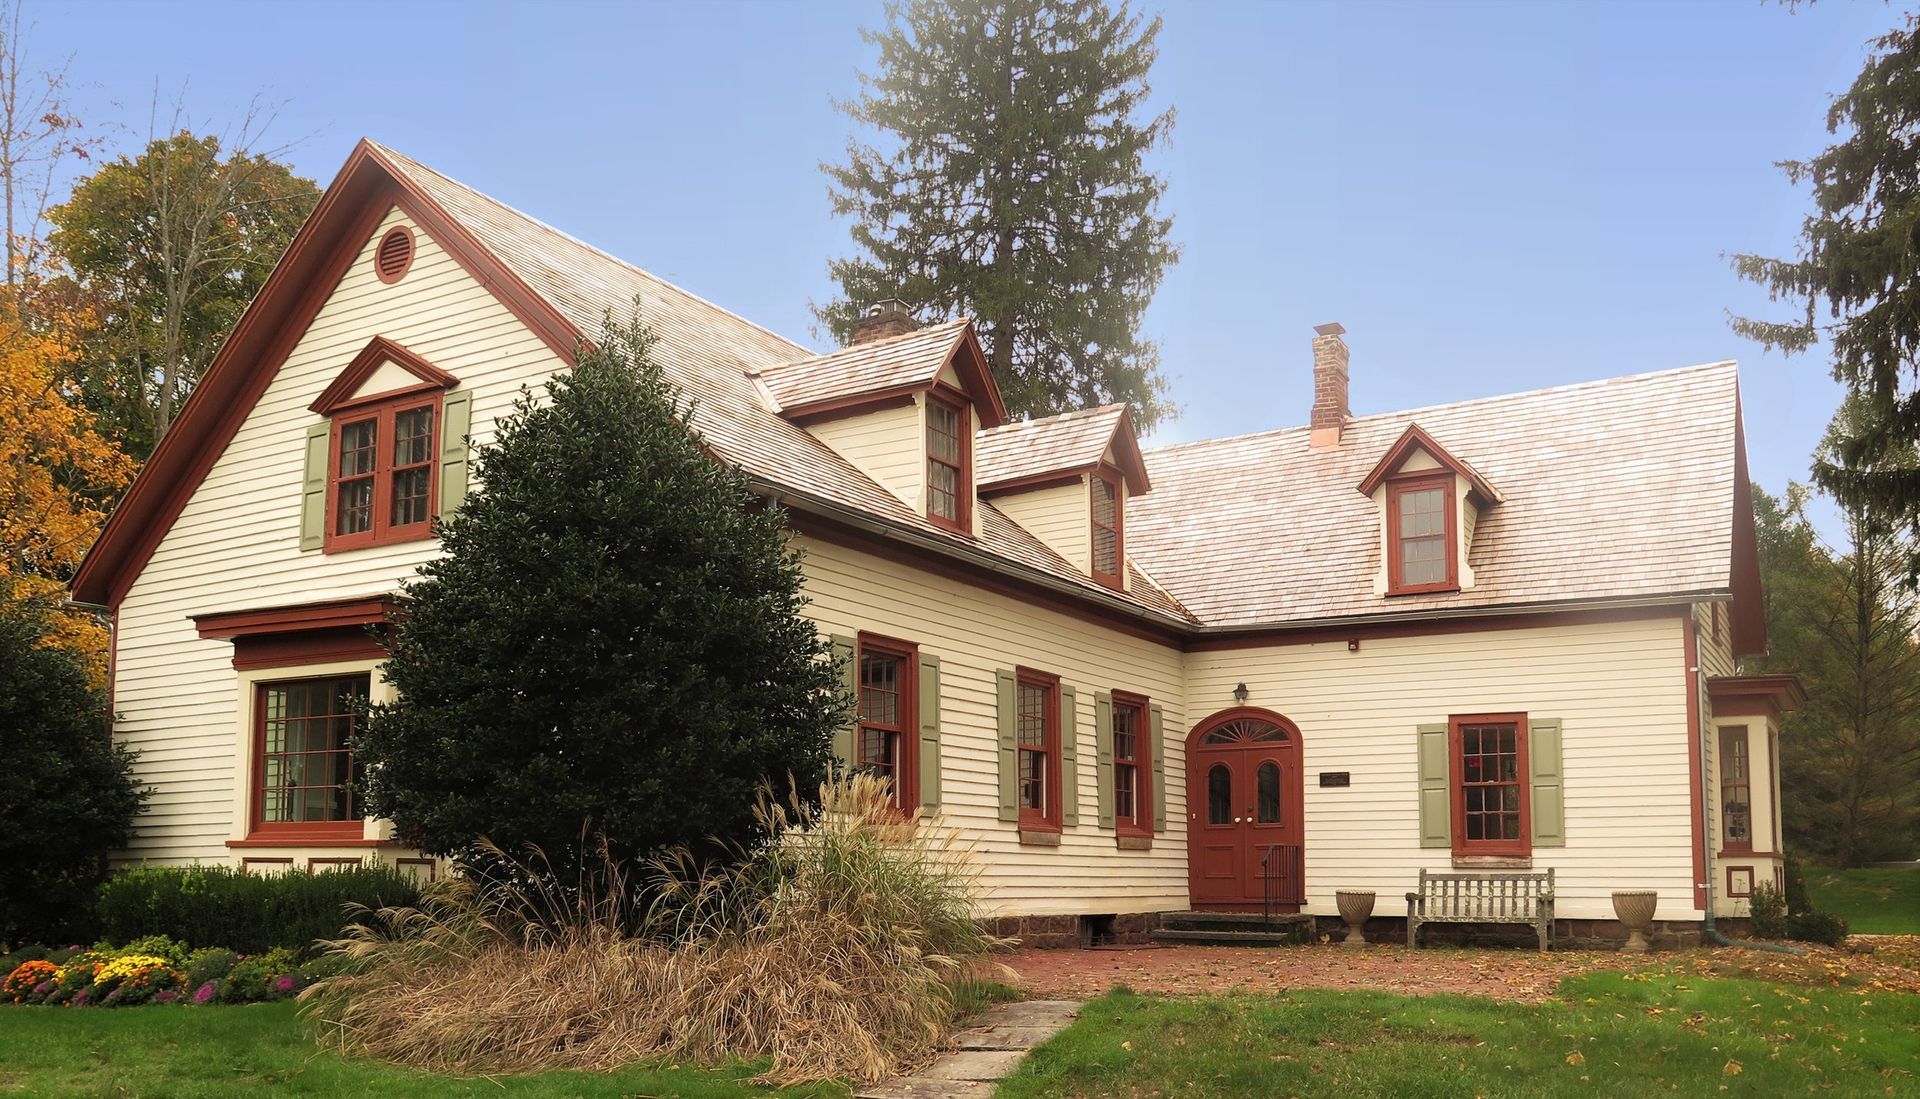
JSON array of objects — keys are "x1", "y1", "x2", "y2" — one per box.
[
  {"x1": 356, "y1": 316, "x2": 844, "y2": 879},
  {"x1": 0, "y1": 602, "x2": 147, "y2": 947}
]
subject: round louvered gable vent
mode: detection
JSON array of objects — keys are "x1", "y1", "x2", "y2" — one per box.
[{"x1": 374, "y1": 226, "x2": 415, "y2": 283}]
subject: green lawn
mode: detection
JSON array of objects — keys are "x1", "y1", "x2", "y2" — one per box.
[
  {"x1": 1804, "y1": 865, "x2": 1920, "y2": 934},
  {"x1": 999, "y1": 970, "x2": 1919, "y2": 1098},
  {"x1": 0, "y1": 1001, "x2": 845, "y2": 1098}
]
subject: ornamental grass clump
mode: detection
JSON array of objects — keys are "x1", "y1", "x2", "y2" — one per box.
[{"x1": 302, "y1": 773, "x2": 1006, "y2": 1086}]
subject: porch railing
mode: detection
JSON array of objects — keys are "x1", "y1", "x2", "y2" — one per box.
[{"x1": 1261, "y1": 843, "x2": 1305, "y2": 926}]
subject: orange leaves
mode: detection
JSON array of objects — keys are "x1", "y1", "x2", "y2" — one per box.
[{"x1": 0, "y1": 289, "x2": 133, "y2": 675}]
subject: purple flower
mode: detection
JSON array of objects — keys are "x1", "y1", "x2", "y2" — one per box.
[
  {"x1": 31, "y1": 981, "x2": 52, "y2": 996},
  {"x1": 193, "y1": 981, "x2": 218, "y2": 1005},
  {"x1": 103, "y1": 987, "x2": 124, "y2": 1006},
  {"x1": 154, "y1": 989, "x2": 178, "y2": 1004},
  {"x1": 272, "y1": 976, "x2": 296, "y2": 993},
  {"x1": 71, "y1": 987, "x2": 90, "y2": 1007}
]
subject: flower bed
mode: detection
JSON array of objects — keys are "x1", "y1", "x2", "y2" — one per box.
[{"x1": 2, "y1": 936, "x2": 336, "y2": 1008}]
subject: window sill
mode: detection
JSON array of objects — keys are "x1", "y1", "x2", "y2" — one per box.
[
  {"x1": 1387, "y1": 583, "x2": 1461, "y2": 597},
  {"x1": 1451, "y1": 853, "x2": 1532, "y2": 870},
  {"x1": 1018, "y1": 828, "x2": 1062, "y2": 847},
  {"x1": 228, "y1": 836, "x2": 402, "y2": 849},
  {"x1": 1115, "y1": 833, "x2": 1152, "y2": 852},
  {"x1": 321, "y1": 528, "x2": 436, "y2": 555}
]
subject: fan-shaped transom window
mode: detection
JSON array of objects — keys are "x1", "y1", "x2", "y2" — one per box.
[{"x1": 1201, "y1": 717, "x2": 1290, "y2": 745}]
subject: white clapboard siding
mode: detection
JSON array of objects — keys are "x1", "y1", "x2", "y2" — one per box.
[
  {"x1": 990, "y1": 479, "x2": 1091, "y2": 577},
  {"x1": 1185, "y1": 611, "x2": 1694, "y2": 920},
  {"x1": 806, "y1": 398, "x2": 925, "y2": 514},
  {"x1": 113, "y1": 206, "x2": 569, "y2": 865},
  {"x1": 797, "y1": 534, "x2": 1190, "y2": 916}
]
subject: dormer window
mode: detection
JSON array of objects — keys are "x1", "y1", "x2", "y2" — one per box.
[
  {"x1": 1358, "y1": 423, "x2": 1503, "y2": 599},
  {"x1": 925, "y1": 392, "x2": 971, "y2": 531},
  {"x1": 1387, "y1": 472, "x2": 1456, "y2": 593},
  {"x1": 1091, "y1": 469, "x2": 1123, "y2": 588}
]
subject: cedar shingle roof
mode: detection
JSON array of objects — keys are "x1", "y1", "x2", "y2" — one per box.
[
  {"x1": 975, "y1": 405, "x2": 1145, "y2": 491},
  {"x1": 754, "y1": 320, "x2": 970, "y2": 411},
  {"x1": 369, "y1": 144, "x2": 1197, "y2": 625},
  {"x1": 1127, "y1": 361, "x2": 1741, "y2": 629}
]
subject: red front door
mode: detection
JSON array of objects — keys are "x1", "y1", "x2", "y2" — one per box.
[{"x1": 1186, "y1": 709, "x2": 1305, "y2": 910}]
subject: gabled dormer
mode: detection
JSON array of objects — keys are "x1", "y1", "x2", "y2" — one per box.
[
  {"x1": 975, "y1": 405, "x2": 1152, "y2": 590},
  {"x1": 1357, "y1": 423, "x2": 1502, "y2": 596},
  {"x1": 752, "y1": 301, "x2": 1006, "y2": 537}
]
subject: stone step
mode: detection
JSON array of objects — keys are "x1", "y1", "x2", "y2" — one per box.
[
  {"x1": 1148, "y1": 927, "x2": 1309, "y2": 947},
  {"x1": 1156, "y1": 910, "x2": 1314, "y2": 933}
]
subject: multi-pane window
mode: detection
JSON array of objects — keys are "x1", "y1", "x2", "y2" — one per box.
[
  {"x1": 1111, "y1": 694, "x2": 1149, "y2": 832},
  {"x1": 1388, "y1": 475, "x2": 1453, "y2": 592},
  {"x1": 1016, "y1": 671, "x2": 1058, "y2": 827},
  {"x1": 925, "y1": 396, "x2": 968, "y2": 529},
  {"x1": 1207, "y1": 764, "x2": 1231, "y2": 825},
  {"x1": 1091, "y1": 472, "x2": 1122, "y2": 586},
  {"x1": 328, "y1": 396, "x2": 438, "y2": 550},
  {"x1": 1452, "y1": 715, "x2": 1529, "y2": 854},
  {"x1": 858, "y1": 642, "x2": 912, "y2": 806},
  {"x1": 1721, "y1": 726, "x2": 1752, "y2": 850},
  {"x1": 256, "y1": 675, "x2": 369, "y2": 834},
  {"x1": 1256, "y1": 761, "x2": 1281, "y2": 823}
]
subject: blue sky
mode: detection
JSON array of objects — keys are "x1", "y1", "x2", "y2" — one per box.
[{"x1": 28, "y1": 0, "x2": 1902, "y2": 533}]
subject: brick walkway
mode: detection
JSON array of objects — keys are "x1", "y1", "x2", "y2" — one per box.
[{"x1": 1002, "y1": 943, "x2": 1635, "y2": 1004}]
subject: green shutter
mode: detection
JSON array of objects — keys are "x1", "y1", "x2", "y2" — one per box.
[
  {"x1": 831, "y1": 635, "x2": 856, "y2": 772},
  {"x1": 1094, "y1": 691, "x2": 1115, "y2": 828},
  {"x1": 995, "y1": 669, "x2": 1018, "y2": 822},
  {"x1": 1418, "y1": 723, "x2": 1451, "y2": 848},
  {"x1": 300, "y1": 421, "x2": 330, "y2": 551},
  {"x1": 1059, "y1": 684, "x2": 1079, "y2": 826},
  {"x1": 1531, "y1": 718, "x2": 1565, "y2": 847},
  {"x1": 436, "y1": 389, "x2": 473, "y2": 521},
  {"x1": 1149, "y1": 703, "x2": 1166, "y2": 833},
  {"x1": 918, "y1": 653, "x2": 942, "y2": 810}
]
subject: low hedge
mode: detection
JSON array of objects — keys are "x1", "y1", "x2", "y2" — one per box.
[{"x1": 94, "y1": 865, "x2": 422, "y2": 956}]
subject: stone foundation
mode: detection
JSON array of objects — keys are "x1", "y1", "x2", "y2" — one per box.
[{"x1": 985, "y1": 911, "x2": 1162, "y2": 949}]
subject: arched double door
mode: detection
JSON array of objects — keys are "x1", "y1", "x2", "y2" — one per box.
[{"x1": 1186, "y1": 708, "x2": 1305, "y2": 910}]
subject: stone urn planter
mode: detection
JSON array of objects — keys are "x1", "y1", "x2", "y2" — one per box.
[
  {"x1": 1611, "y1": 890, "x2": 1659, "y2": 953},
  {"x1": 1335, "y1": 889, "x2": 1375, "y2": 948}
]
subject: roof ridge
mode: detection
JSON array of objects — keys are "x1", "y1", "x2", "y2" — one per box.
[
  {"x1": 758, "y1": 317, "x2": 970, "y2": 373},
  {"x1": 1146, "y1": 359, "x2": 1739, "y2": 457},
  {"x1": 364, "y1": 139, "x2": 813, "y2": 356},
  {"x1": 978, "y1": 403, "x2": 1125, "y2": 437}
]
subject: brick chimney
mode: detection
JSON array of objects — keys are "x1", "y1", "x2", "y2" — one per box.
[
  {"x1": 1309, "y1": 322, "x2": 1350, "y2": 450},
  {"x1": 851, "y1": 298, "x2": 919, "y2": 344}
]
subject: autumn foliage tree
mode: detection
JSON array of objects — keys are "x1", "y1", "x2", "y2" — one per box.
[
  {"x1": 0, "y1": 289, "x2": 134, "y2": 668},
  {"x1": 49, "y1": 127, "x2": 318, "y2": 456}
]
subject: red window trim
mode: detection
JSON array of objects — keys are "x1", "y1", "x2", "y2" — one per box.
[
  {"x1": 247, "y1": 673, "x2": 371, "y2": 844},
  {"x1": 1719, "y1": 725, "x2": 1754, "y2": 855},
  {"x1": 1725, "y1": 865, "x2": 1755, "y2": 898},
  {"x1": 1111, "y1": 689, "x2": 1152, "y2": 836},
  {"x1": 1386, "y1": 471, "x2": 1459, "y2": 595},
  {"x1": 925, "y1": 388, "x2": 973, "y2": 534},
  {"x1": 857, "y1": 632, "x2": 919, "y2": 811},
  {"x1": 324, "y1": 391, "x2": 442, "y2": 554},
  {"x1": 1015, "y1": 667, "x2": 1063, "y2": 831},
  {"x1": 1449, "y1": 712, "x2": 1531, "y2": 857},
  {"x1": 1090, "y1": 467, "x2": 1125, "y2": 589}
]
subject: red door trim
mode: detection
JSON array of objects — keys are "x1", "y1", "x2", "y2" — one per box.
[{"x1": 1184, "y1": 707, "x2": 1306, "y2": 911}]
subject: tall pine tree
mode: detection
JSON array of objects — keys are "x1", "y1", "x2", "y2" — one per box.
[
  {"x1": 356, "y1": 316, "x2": 845, "y2": 878},
  {"x1": 1730, "y1": 14, "x2": 1920, "y2": 540},
  {"x1": 820, "y1": 0, "x2": 1178, "y2": 429}
]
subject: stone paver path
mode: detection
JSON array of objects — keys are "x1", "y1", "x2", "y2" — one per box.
[
  {"x1": 855, "y1": 1000, "x2": 1080, "y2": 1099},
  {"x1": 1003, "y1": 943, "x2": 1635, "y2": 1004}
]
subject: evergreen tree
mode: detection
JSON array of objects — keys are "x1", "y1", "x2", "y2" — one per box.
[
  {"x1": 820, "y1": 0, "x2": 1178, "y2": 429},
  {"x1": 0, "y1": 598, "x2": 147, "y2": 947},
  {"x1": 1730, "y1": 14, "x2": 1920, "y2": 541},
  {"x1": 355, "y1": 317, "x2": 845, "y2": 878}
]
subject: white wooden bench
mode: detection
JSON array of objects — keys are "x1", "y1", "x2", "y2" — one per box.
[{"x1": 1405, "y1": 868, "x2": 1555, "y2": 950}]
